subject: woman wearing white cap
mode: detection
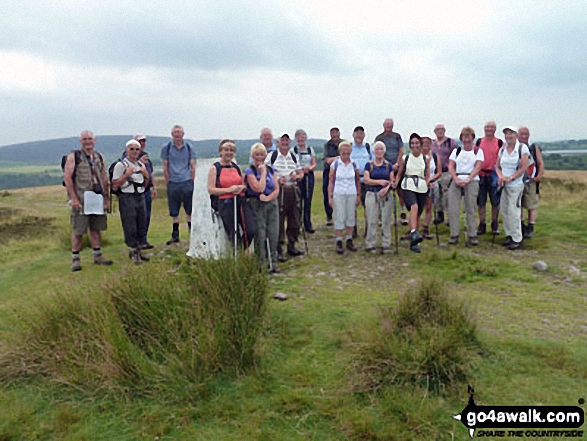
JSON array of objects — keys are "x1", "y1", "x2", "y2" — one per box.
[{"x1": 496, "y1": 126, "x2": 530, "y2": 250}]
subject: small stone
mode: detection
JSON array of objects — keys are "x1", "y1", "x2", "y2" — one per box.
[
  {"x1": 533, "y1": 261, "x2": 548, "y2": 272},
  {"x1": 273, "y1": 292, "x2": 288, "y2": 301},
  {"x1": 316, "y1": 271, "x2": 326, "y2": 276},
  {"x1": 402, "y1": 263, "x2": 409, "y2": 267}
]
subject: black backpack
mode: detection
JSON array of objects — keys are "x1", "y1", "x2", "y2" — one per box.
[
  {"x1": 210, "y1": 161, "x2": 242, "y2": 212},
  {"x1": 60, "y1": 150, "x2": 83, "y2": 186},
  {"x1": 108, "y1": 159, "x2": 146, "y2": 196},
  {"x1": 270, "y1": 150, "x2": 298, "y2": 166}
]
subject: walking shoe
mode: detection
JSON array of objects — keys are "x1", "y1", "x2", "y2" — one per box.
[
  {"x1": 326, "y1": 217, "x2": 333, "y2": 226},
  {"x1": 524, "y1": 223, "x2": 534, "y2": 239},
  {"x1": 434, "y1": 211, "x2": 445, "y2": 224},
  {"x1": 71, "y1": 256, "x2": 82, "y2": 272},
  {"x1": 93, "y1": 254, "x2": 113, "y2": 266},
  {"x1": 287, "y1": 245, "x2": 304, "y2": 257},
  {"x1": 502, "y1": 236, "x2": 512, "y2": 247},
  {"x1": 410, "y1": 243, "x2": 421, "y2": 253},
  {"x1": 469, "y1": 236, "x2": 479, "y2": 246},
  {"x1": 400, "y1": 212, "x2": 408, "y2": 225},
  {"x1": 166, "y1": 236, "x2": 180, "y2": 245},
  {"x1": 410, "y1": 230, "x2": 424, "y2": 246},
  {"x1": 277, "y1": 251, "x2": 287, "y2": 263},
  {"x1": 141, "y1": 242, "x2": 154, "y2": 250},
  {"x1": 448, "y1": 236, "x2": 459, "y2": 245},
  {"x1": 129, "y1": 250, "x2": 150, "y2": 262},
  {"x1": 477, "y1": 222, "x2": 486, "y2": 235},
  {"x1": 270, "y1": 264, "x2": 282, "y2": 274},
  {"x1": 381, "y1": 247, "x2": 392, "y2": 254},
  {"x1": 365, "y1": 247, "x2": 377, "y2": 253},
  {"x1": 507, "y1": 240, "x2": 522, "y2": 250},
  {"x1": 336, "y1": 241, "x2": 344, "y2": 254},
  {"x1": 306, "y1": 227, "x2": 316, "y2": 234},
  {"x1": 491, "y1": 220, "x2": 500, "y2": 235},
  {"x1": 423, "y1": 226, "x2": 433, "y2": 240},
  {"x1": 346, "y1": 239, "x2": 357, "y2": 252}
]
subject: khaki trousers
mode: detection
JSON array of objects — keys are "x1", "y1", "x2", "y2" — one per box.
[
  {"x1": 365, "y1": 191, "x2": 392, "y2": 249},
  {"x1": 501, "y1": 185, "x2": 524, "y2": 243},
  {"x1": 448, "y1": 180, "x2": 479, "y2": 238}
]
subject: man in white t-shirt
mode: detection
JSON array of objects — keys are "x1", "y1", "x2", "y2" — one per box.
[{"x1": 112, "y1": 140, "x2": 151, "y2": 264}]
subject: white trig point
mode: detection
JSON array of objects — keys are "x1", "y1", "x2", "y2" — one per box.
[{"x1": 187, "y1": 158, "x2": 230, "y2": 259}]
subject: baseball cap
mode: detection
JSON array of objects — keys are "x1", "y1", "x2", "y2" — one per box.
[
  {"x1": 126, "y1": 139, "x2": 141, "y2": 148},
  {"x1": 502, "y1": 126, "x2": 518, "y2": 134},
  {"x1": 353, "y1": 126, "x2": 365, "y2": 132},
  {"x1": 280, "y1": 133, "x2": 290, "y2": 139},
  {"x1": 134, "y1": 134, "x2": 147, "y2": 141}
]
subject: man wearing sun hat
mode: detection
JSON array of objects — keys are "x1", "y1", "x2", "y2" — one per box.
[{"x1": 112, "y1": 139, "x2": 151, "y2": 264}]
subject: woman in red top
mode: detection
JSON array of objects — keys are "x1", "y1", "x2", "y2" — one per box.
[{"x1": 207, "y1": 139, "x2": 256, "y2": 251}]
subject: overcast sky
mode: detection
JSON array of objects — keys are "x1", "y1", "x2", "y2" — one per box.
[{"x1": 1, "y1": 0, "x2": 586, "y2": 146}]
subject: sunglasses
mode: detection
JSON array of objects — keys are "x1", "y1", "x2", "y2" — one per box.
[{"x1": 128, "y1": 147, "x2": 140, "y2": 151}]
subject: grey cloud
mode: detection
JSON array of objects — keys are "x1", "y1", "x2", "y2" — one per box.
[{"x1": 0, "y1": 1, "x2": 345, "y2": 72}]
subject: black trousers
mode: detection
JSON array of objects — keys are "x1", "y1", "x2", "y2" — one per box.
[
  {"x1": 322, "y1": 168, "x2": 333, "y2": 219},
  {"x1": 218, "y1": 196, "x2": 257, "y2": 250},
  {"x1": 119, "y1": 193, "x2": 147, "y2": 249}
]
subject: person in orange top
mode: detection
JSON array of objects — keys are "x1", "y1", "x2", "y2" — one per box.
[{"x1": 207, "y1": 139, "x2": 257, "y2": 250}]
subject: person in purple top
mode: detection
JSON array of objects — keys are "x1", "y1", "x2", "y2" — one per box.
[
  {"x1": 245, "y1": 143, "x2": 281, "y2": 273},
  {"x1": 431, "y1": 124, "x2": 458, "y2": 225}
]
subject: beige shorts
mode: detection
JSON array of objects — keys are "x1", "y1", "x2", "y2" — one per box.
[
  {"x1": 70, "y1": 210, "x2": 107, "y2": 236},
  {"x1": 522, "y1": 182, "x2": 539, "y2": 210}
]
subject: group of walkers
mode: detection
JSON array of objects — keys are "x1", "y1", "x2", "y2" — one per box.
[{"x1": 64, "y1": 119, "x2": 543, "y2": 272}]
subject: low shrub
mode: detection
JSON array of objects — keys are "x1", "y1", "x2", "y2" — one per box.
[
  {"x1": 354, "y1": 278, "x2": 481, "y2": 394},
  {"x1": 1, "y1": 255, "x2": 268, "y2": 401}
]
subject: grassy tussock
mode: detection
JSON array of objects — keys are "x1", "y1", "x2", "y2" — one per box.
[
  {"x1": 0, "y1": 206, "x2": 55, "y2": 245},
  {"x1": 1, "y1": 256, "x2": 268, "y2": 400},
  {"x1": 354, "y1": 278, "x2": 482, "y2": 394}
]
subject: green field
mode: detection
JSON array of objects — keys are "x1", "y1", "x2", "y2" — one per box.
[{"x1": 0, "y1": 176, "x2": 586, "y2": 440}]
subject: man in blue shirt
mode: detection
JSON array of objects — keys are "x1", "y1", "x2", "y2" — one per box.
[
  {"x1": 161, "y1": 125, "x2": 196, "y2": 245},
  {"x1": 350, "y1": 126, "x2": 373, "y2": 237},
  {"x1": 260, "y1": 127, "x2": 277, "y2": 154}
]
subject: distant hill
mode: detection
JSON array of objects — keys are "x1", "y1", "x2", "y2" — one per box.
[{"x1": 0, "y1": 136, "x2": 328, "y2": 167}]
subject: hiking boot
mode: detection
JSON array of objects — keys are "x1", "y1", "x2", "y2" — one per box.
[
  {"x1": 423, "y1": 226, "x2": 433, "y2": 240},
  {"x1": 336, "y1": 241, "x2": 344, "y2": 254},
  {"x1": 410, "y1": 243, "x2": 421, "y2": 253},
  {"x1": 491, "y1": 220, "x2": 500, "y2": 235},
  {"x1": 381, "y1": 247, "x2": 392, "y2": 254},
  {"x1": 141, "y1": 242, "x2": 154, "y2": 250},
  {"x1": 130, "y1": 249, "x2": 142, "y2": 265},
  {"x1": 508, "y1": 240, "x2": 522, "y2": 250},
  {"x1": 410, "y1": 230, "x2": 423, "y2": 246},
  {"x1": 306, "y1": 227, "x2": 316, "y2": 234},
  {"x1": 326, "y1": 217, "x2": 333, "y2": 226},
  {"x1": 469, "y1": 236, "x2": 479, "y2": 246},
  {"x1": 434, "y1": 211, "x2": 445, "y2": 224},
  {"x1": 346, "y1": 239, "x2": 357, "y2": 252},
  {"x1": 277, "y1": 251, "x2": 287, "y2": 263},
  {"x1": 502, "y1": 236, "x2": 512, "y2": 247},
  {"x1": 477, "y1": 222, "x2": 486, "y2": 235},
  {"x1": 93, "y1": 254, "x2": 113, "y2": 266},
  {"x1": 71, "y1": 256, "x2": 82, "y2": 272},
  {"x1": 448, "y1": 236, "x2": 459, "y2": 245},
  {"x1": 524, "y1": 223, "x2": 534, "y2": 239},
  {"x1": 365, "y1": 247, "x2": 377, "y2": 253},
  {"x1": 400, "y1": 212, "x2": 408, "y2": 225},
  {"x1": 166, "y1": 231, "x2": 180, "y2": 245},
  {"x1": 287, "y1": 245, "x2": 304, "y2": 257},
  {"x1": 139, "y1": 252, "x2": 150, "y2": 262}
]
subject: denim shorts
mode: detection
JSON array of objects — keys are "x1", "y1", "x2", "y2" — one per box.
[{"x1": 167, "y1": 180, "x2": 194, "y2": 216}]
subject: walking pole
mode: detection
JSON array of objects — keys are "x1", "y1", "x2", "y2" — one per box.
[
  {"x1": 392, "y1": 189, "x2": 399, "y2": 254},
  {"x1": 432, "y1": 189, "x2": 440, "y2": 247},
  {"x1": 462, "y1": 189, "x2": 469, "y2": 248},
  {"x1": 298, "y1": 183, "x2": 309, "y2": 256},
  {"x1": 233, "y1": 196, "x2": 238, "y2": 258},
  {"x1": 266, "y1": 238, "x2": 273, "y2": 272}
]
